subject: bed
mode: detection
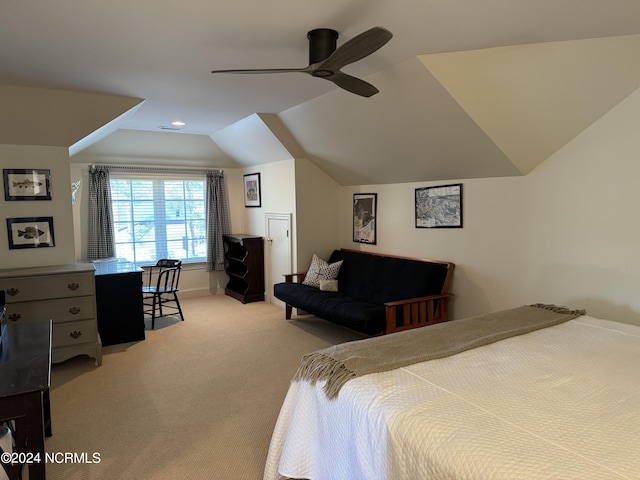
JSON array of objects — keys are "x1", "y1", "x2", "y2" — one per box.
[{"x1": 264, "y1": 305, "x2": 640, "y2": 480}]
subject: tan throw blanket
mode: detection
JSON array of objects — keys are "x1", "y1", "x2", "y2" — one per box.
[{"x1": 294, "y1": 304, "x2": 586, "y2": 399}]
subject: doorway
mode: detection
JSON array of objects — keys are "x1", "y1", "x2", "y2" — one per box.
[{"x1": 265, "y1": 213, "x2": 292, "y2": 307}]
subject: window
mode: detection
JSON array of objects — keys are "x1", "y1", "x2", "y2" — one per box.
[{"x1": 110, "y1": 176, "x2": 206, "y2": 265}]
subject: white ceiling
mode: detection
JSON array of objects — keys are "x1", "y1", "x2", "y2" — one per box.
[{"x1": 3, "y1": 1, "x2": 640, "y2": 185}]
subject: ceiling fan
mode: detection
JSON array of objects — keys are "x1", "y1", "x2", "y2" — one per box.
[{"x1": 211, "y1": 26, "x2": 393, "y2": 97}]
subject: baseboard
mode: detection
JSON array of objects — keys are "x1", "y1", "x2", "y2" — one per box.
[{"x1": 179, "y1": 288, "x2": 212, "y2": 299}]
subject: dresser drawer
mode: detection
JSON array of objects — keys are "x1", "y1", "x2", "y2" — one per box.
[
  {"x1": 53, "y1": 319, "x2": 98, "y2": 347},
  {"x1": 5, "y1": 296, "x2": 96, "y2": 324},
  {"x1": 0, "y1": 263, "x2": 102, "y2": 366},
  {"x1": 1, "y1": 272, "x2": 95, "y2": 302}
]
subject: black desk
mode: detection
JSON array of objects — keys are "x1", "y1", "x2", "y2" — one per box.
[
  {"x1": 0, "y1": 319, "x2": 52, "y2": 480},
  {"x1": 94, "y1": 262, "x2": 145, "y2": 346}
]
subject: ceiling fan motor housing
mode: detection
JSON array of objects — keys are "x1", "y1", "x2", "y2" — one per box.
[{"x1": 307, "y1": 28, "x2": 338, "y2": 65}]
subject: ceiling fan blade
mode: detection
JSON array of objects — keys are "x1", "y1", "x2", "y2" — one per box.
[
  {"x1": 318, "y1": 26, "x2": 392, "y2": 73},
  {"x1": 211, "y1": 67, "x2": 312, "y2": 74},
  {"x1": 326, "y1": 71, "x2": 379, "y2": 97}
]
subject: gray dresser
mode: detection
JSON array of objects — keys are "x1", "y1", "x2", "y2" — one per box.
[{"x1": 0, "y1": 263, "x2": 102, "y2": 365}]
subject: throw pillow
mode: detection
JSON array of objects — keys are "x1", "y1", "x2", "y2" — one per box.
[
  {"x1": 319, "y1": 279, "x2": 339, "y2": 292},
  {"x1": 302, "y1": 254, "x2": 343, "y2": 288}
]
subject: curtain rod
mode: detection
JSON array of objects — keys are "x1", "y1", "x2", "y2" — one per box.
[{"x1": 90, "y1": 165, "x2": 224, "y2": 176}]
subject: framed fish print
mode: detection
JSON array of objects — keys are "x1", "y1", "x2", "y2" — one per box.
[
  {"x1": 3, "y1": 169, "x2": 52, "y2": 201},
  {"x1": 6, "y1": 217, "x2": 55, "y2": 249}
]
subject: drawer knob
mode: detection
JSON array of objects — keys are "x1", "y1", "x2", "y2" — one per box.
[
  {"x1": 69, "y1": 330, "x2": 82, "y2": 339},
  {"x1": 69, "y1": 306, "x2": 81, "y2": 315},
  {"x1": 7, "y1": 313, "x2": 21, "y2": 322},
  {"x1": 67, "y1": 283, "x2": 80, "y2": 291},
  {"x1": 6, "y1": 288, "x2": 19, "y2": 296}
]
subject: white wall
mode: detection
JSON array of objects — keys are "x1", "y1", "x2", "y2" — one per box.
[
  {"x1": 338, "y1": 88, "x2": 640, "y2": 326},
  {"x1": 240, "y1": 159, "x2": 296, "y2": 238},
  {"x1": 522, "y1": 87, "x2": 640, "y2": 325},
  {"x1": 234, "y1": 157, "x2": 341, "y2": 299},
  {"x1": 0, "y1": 145, "x2": 75, "y2": 269},
  {"x1": 236, "y1": 159, "x2": 297, "y2": 300},
  {"x1": 340, "y1": 177, "x2": 529, "y2": 321},
  {"x1": 294, "y1": 158, "x2": 341, "y2": 271}
]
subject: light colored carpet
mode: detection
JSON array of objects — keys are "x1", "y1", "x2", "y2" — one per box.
[{"x1": 44, "y1": 295, "x2": 363, "y2": 480}]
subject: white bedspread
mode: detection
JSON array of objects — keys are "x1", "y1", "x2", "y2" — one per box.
[{"x1": 264, "y1": 316, "x2": 640, "y2": 480}]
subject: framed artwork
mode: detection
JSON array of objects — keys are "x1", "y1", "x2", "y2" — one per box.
[
  {"x1": 243, "y1": 173, "x2": 261, "y2": 207},
  {"x1": 415, "y1": 183, "x2": 463, "y2": 228},
  {"x1": 3, "y1": 169, "x2": 52, "y2": 201},
  {"x1": 353, "y1": 193, "x2": 377, "y2": 244},
  {"x1": 6, "y1": 217, "x2": 55, "y2": 249}
]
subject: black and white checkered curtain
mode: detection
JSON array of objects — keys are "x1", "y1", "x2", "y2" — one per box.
[
  {"x1": 87, "y1": 165, "x2": 115, "y2": 260},
  {"x1": 206, "y1": 170, "x2": 231, "y2": 271}
]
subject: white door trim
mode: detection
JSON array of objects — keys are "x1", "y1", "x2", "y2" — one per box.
[{"x1": 264, "y1": 212, "x2": 292, "y2": 304}]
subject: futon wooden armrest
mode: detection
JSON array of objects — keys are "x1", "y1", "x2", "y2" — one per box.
[
  {"x1": 284, "y1": 272, "x2": 307, "y2": 283},
  {"x1": 281, "y1": 272, "x2": 307, "y2": 320},
  {"x1": 384, "y1": 293, "x2": 453, "y2": 334}
]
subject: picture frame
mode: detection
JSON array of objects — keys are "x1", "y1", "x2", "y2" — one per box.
[
  {"x1": 3, "y1": 169, "x2": 52, "y2": 201},
  {"x1": 6, "y1": 217, "x2": 55, "y2": 249},
  {"x1": 415, "y1": 183, "x2": 463, "y2": 228},
  {"x1": 353, "y1": 193, "x2": 377, "y2": 244},
  {"x1": 243, "y1": 173, "x2": 261, "y2": 207}
]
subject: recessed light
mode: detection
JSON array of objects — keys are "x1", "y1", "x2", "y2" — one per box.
[{"x1": 171, "y1": 121, "x2": 186, "y2": 127}]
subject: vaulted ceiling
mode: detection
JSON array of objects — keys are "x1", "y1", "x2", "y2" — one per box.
[{"x1": 2, "y1": 1, "x2": 640, "y2": 185}]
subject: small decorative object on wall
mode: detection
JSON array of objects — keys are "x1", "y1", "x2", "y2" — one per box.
[
  {"x1": 353, "y1": 193, "x2": 377, "y2": 244},
  {"x1": 415, "y1": 183, "x2": 463, "y2": 228},
  {"x1": 71, "y1": 179, "x2": 81, "y2": 205},
  {"x1": 243, "y1": 173, "x2": 261, "y2": 207},
  {"x1": 6, "y1": 217, "x2": 55, "y2": 249},
  {"x1": 3, "y1": 169, "x2": 52, "y2": 201}
]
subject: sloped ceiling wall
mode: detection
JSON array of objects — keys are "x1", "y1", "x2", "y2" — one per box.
[
  {"x1": 70, "y1": 35, "x2": 640, "y2": 186},
  {"x1": 0, "y1": 85, "x2": 143, "y2": 148},
  {"x1": 277, "y1": 57, "x2": 521, "y2": 185},
  {"x1": 420, "y1": 34, "x2": 640, "y2": 174},
  {"x1": 272, "y1": 34, "x2": 640, "y2": 185},
  {"x1": 209, "y1": 113, "x2": 302, "y2": 166},
  {"x1": 70, "y1": 129, "x2": 235, "y2": 167}
]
